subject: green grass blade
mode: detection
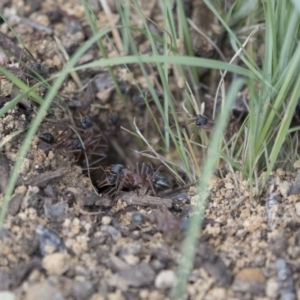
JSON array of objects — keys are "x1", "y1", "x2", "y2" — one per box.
[{"x1": 171, "y1": 78, "x2": 245, "y2": 300}]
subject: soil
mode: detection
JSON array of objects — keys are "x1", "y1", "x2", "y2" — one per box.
[{"x1": 1, "y1": 1, "x2": 300, "y2": 300}]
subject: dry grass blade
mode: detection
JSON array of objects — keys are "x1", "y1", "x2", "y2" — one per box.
[
  {"x1": 99, "y1": 0, "x2": 123, "y2": 53},
  {"x1": 213, "y1": 25, "x2": 261, "y2": 119}
]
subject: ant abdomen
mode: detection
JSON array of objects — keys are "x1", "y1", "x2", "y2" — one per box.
[{"x1": 39, "y1": 132, "x2": 55, "y2": 144}]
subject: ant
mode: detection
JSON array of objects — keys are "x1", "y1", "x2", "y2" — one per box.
[
  {"x1": 98, "y1": 163, "x2": 172, "y2": 197},
  {"x1": 38, "y1": 126, "x2": 107, "y2": 165},
  {"x1": 39, "y1": 130, "x2": 84, "y2": 157},
  {"x1": 39, "y1": 111, "x2": 120, "y2": 170},
  {"x1": 78, "y1": 112, "x2": 120, "y2": 167}
]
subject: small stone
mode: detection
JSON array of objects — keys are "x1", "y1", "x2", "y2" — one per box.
[
  {"x1": 0, "y1": 291, "x2": 15, "y2": 300},
  {"x1": 112, "y1": 263, "x2": 155, "y2": 288},
  {"x1": 70, "y1": 280, "x2": 95, "y2": 300},
  {"x1": 89, "y1": 294, "x2": 105, "y2": 300},
  {"x1": 42, "y1": 252, "x2": 71, "y2": 276},
  {"x1": 0, "y1": 270, "x2": 12, "y2": 290},
  {"x1": 44, "y1": 199, "x2": 68, "y2": 222},
  {"x1": 122, "y1": 254, "x2": 139, "y2": 266},
  {"x1": 0, "y1": 51, "x2": 9, "y2": 65},
  {"x1": 25, "y1": 282, "x2": 64, "y2": 300},
  {"x1": 233, "y1": 268, "x2": 266, "y2": 295},
  {"x1": 266, "y1": 278, "x2": 279, "y2": 298},
  {"x1": 20, "y1": 158, "x2": 31, "y2": 173},
  {"x1": 14, "y1": 185, "x2": 27, "y2": 195},
  {"x1": 293, "y1": 160, "x2": 300, "y2": 169},
  {"x1": 278, "y1": 181, "x2": 291, "y2": 198},
  {"x1": 101, "y1": 225, "x2": 121, "y2": 241},
  {"x1": 7, "y1": 193, "x2": 23, "y2": 216},
  {"x1": 155, "y1": 270, "x2": 176, "y2": 289},
  {"x1": 102, "y1": 216, "x2": 111, "y2": 225},
  {"x1": 36, "y1": 225, "x2": 66, "y2": 256}
]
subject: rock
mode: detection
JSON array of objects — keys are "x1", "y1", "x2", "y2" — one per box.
[
  {"x1": 232, "y1": 268, "x2": 266, "y2": 295},
  {"x1": 44, "y1": 199, "x2": 68, "y2": 222},
  {"x1": 266, "y1": 278, "x2": 279, "y2": 298},
  {"x1": 101, "y1": 225, "x2": 121, "y2": 241},
  {"x1": 155, "y1": 270, "x2": 176, "y2": 289},
  {"x1": 101, "y1": 216, "x2": 111, "y2": 225},
  {"x1": 25, "y1": 282, "x2": 64, "y2": 300},
  {"x1": 276, "y1": 258, "x2": 296, "y2": 300},
  {"x1": 0, "y1": 270, "x2": 11, "y2": 290},
  {"x1": 42, "y1": 252, "x2": 71, "y2": 276},
  {"x1": 196, "y1": 243, "x2": 232, "y2": 286},
  {"x1": 23, "y1": 169, "x2": 64, "y2": 188},
  {"x1": 70, "y1": 280, "x2": 95, "y2": 300},
  {"x1": 7, "y1": 193, "x2": 23, "y2": 216},
  {"x1": 35, "y1": 225, "x2": 66, "y2": 256},
  {"x1": 122, "y1": 254, "x2": 139, "y2": 266},
  {"x1": 109, "y1": 263, "x2": 155, "y2": 289},
  {"x1": 13, "y1": 258, "x2": 41, "y2": 287},
  {"x1": 289, "y1": 172, "x2": 300, "y2": 195},
  {"x1": 119, "y1": 263, "x2": 155, "y2": 287},
  {"x1": 89, "y1": 294, "x2": 105, "y2": 300},
  {"x1": 0, "y1": 151, "x2": 10, "y2": 194},
  {"x1": 0, "y1": 291, "x2": 15, "y2": 300}
]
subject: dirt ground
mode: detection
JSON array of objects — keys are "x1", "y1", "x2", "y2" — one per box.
[{"x1": 1, "y1": 1, "x2": 300, "y2": 299}]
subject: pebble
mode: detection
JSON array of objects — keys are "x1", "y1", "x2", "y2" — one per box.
[
  {"x1": 7, "y1": 193, "x2": 23, "y2": 216},
  {"x1": 36, "y1": 225, "x2": 66, "y2": 256},
  {"x1": 69, "y1": 280, "x2": 95, "y2": 300},
  {"x1": 122, "y1": 254, "x2": 139, "y2": 266},
  {"x1": 101, "y1": 225, "x2": 121, "y2": 241},
  {"x1": 0, "y1": 51, "x2": 8, "y2": 65},
  {"x1": 0, "y1": 291, "x2": 15, "y2": 300},
  {"x1": 266, "y1": 278, "x2": 279, "y2": 298},
  {"x1": 155, "y1": 270, "x2": 176, "y2": 289},
  {"x1": 232, "y1": 268, "x2": 266, "y2": 295},
  {"x1": 44, "y1": 199, "x2": 68, "y2": 222},
  {"x1": 25, "y1": 282, "x2": 64, "y2": 300},
  {"x1": 42, "y1": 252, "x2": 71, "y2": 276},
  {"x1": 111, "y1": 263, "x2": 155, "y2": 288},
  {"x1": 0, "y1": 270, "x2": 12, "y2": 290},
  {"x1": 102, "y1": 216, "x2": 112, "y2": 225}
]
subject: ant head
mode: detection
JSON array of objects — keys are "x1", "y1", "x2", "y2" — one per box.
[
  {"x1": 81, "y1": 115, "x2": 93, "y2": 129},
  {"x1": 110, "y1": 164, "x2": 124, "y2": 174},
  {"x1": 195, "y1": 114, "x2": 208, "y2": 126},
  {"x1": 108, "y1": 113, "x2": 120, "y2": 126}
]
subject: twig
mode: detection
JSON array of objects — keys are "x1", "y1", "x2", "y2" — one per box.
[
  {"x1": 53, "y1": 36, "x2": 82, "y2": 89},
  {"x1": 0, "y1": 31, "x2": 34, "y2": 64},
  {"x1": 130, "y1": 119, "x2": 186, "y2": 185},
  {"x1": 20, "y1": 17, "x2": 53, "y2": 35},
  {"x1": 119, "y1": 191, "x2": 172, "y2": 208},
  {"x1": 99, "y1": 0, "x2": 123, "y2": 53},
  {"x1": 213, "y1": 25, "x2": 261, "y2": 119},
  {"x1": 67, "y1": 125, "x2": 99, "y2": 195}
]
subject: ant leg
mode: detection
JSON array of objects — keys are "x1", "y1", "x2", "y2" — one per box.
[
  {"x1": 147, "y1": 179, "x2": 157, "y2": 196},
  {"x1": 135, "y1": 162, "x2": 140, "y2": 175},
  {"x1": 81, "y1": 154, "x2": 107, "y2": 171}
]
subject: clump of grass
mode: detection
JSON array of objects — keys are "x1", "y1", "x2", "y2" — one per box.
[
  {"x1": 172, "y1": 0, "x2": 300, "y2": 298},
  {"x1": 0, "y1": 2, "x2": 247, "y2": 226}
]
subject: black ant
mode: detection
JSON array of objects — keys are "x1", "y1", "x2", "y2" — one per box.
[
  {"x1": 98, "y1": 163, "x2": 172, "y2": 197},
  {"x1": 38, "y1": 127, "x2": 107, "y2": 165},
  {"x1": 39, "y1": 130, "x2": 83, "y2": 157},
  {"x1": 72, "y1": 104, "x2": 120, "y2": 150}
]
